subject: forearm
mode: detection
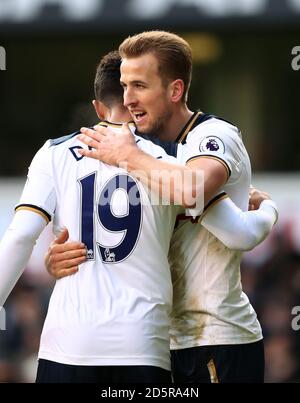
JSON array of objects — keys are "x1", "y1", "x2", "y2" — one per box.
[
  {"x1": 202, "y1": 199, "x2": 278, "y2": 251},
  {"x1": 0, "y1": 211, "x2": 47, "y2": 307},
  {"x1": 123, "y1": 148, "x2": 202, "y2": 208}
]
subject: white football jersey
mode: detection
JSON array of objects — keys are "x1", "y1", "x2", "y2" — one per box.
[
  {"x1": 169, "y1": 113, "x2": 263, "y2": 349},
  {"x1": 17, "y1": 123, "x2": 182, "y2": 369}
]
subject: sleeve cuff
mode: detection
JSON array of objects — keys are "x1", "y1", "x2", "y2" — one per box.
[
  {"x1": 260, "y1": 199, "x2": 279, "y2": 224},
  {"x1": 186, "y1": 154, "x2": 231, "y2": 180}
]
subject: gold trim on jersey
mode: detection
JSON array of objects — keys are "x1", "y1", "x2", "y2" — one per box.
[
  {"x1": 15, "y1": 205, "x2": 51, "y2": 224},
  {"x1": 186, "y1": 155, "x2": 231, "y2": 181},
  {"x1": 177, "y1": 111, "x2": 202, "y2": 144},
  {"x1": 198, "y1": 193, "x2": 229, "y2": 223},
  {"x1": 98, "y1": 121, "x2": 136, "y2": 129},
  {"x1": 207, "y1": 359, "x2": 219, "y2": 383}
]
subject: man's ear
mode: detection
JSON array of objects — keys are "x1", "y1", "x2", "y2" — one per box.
[
  {"x1": 169, "y1": 79, "x2": 185, "y2": 103},
  {"x1": 92, "y1": 100, "x2": 107, "y2": 120}
]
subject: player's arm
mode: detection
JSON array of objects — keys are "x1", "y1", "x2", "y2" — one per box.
[
  {"x1": 201, "y1": 191, "x2": 278, "y2": 251},
  {"x1": 77, "y1": 124, "x2": 225, "y2": 209},
  {"x1": 0, "y1": 210, "x2": 48, "y2": 307},
  {"x1": 0, "y1": 141, "x2": 56, "y2": 306}
]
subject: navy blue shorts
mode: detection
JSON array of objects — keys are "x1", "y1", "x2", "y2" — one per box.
[
  {"x1": 36, "y1": 359, "x2": 171, "y2": 383},
  {"x1": 171, "y1": 340, "x2": 265, "y2": 383}
]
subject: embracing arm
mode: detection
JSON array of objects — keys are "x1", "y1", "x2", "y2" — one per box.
[
  {"x1": 0, "y1": 210, "x2": 47, "y2": 307},
  {"x1": 118, "y1": 145, "x2": 225, "y2": 209},
  {"x1": 78, "y1": 125, "x2": 227, "y2": 210},
  {"x1": 202, "y1": 197, "x2": 278, "y2": 251}
]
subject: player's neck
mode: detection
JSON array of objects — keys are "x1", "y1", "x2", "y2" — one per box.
[
  {"x1": 158, "y1": 106, "x2": 193, "y2": 142},
  {"x1": 105, "y1": 107, "x2": 130, "y2": 125}
]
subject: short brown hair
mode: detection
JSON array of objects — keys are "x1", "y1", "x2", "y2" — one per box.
[
  {"x1": 94, "y1": 50, "x2": 123, "y2": 107},
  {"x1": 119, "y1": 31, "x2": 192, "y2": 102}
]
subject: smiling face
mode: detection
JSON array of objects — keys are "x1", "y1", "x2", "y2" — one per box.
[{"x1": 120, "y1": 53, "x2": 175, "y2": 136}]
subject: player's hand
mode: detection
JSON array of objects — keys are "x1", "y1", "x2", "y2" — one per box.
[
  {"x1": 77, "y1": 123, "x2": 138, "y2": 166},
  {"x1": 248, "y1": 186, "x2": 271, "y2": 211},
  {"x1": 45, "y1": 228, "x2": 87, "y2": 279}
]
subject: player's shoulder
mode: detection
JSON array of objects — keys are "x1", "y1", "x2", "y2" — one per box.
[
  {"x1": 197, "y1": 114, "x2": 238, "y2": 132},
  {"x1": 179, "y1": 111, "x2": 240, "y2": 145},
  {"x1": 49, "y1": 129, "x2": 81, "y2": 148},
  {"x1": 33, "y1": 126, "x2": 95, "y2": 166},
  {"x1": 47, "y1": 124, "x2": 100, "y2": 157},
  {"x1": 48, "y1": 123, "x2": 95, "y2": 150},
  {"x1": 30, "y1": 124, "x2": 96, "y2": 169}
]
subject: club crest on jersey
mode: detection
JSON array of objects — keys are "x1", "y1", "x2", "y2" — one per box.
[
  {"x1": 104, "y1": 248, "x2": 116, "y2": 262},
  {"x1": 86, "y1": 249, "x2": 94, "y2": 260},
  {"x1": 199, "y1": 136, "x2": 225, "y2": 154}
]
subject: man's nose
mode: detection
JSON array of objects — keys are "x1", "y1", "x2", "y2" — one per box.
[{"x1": 124, "y1": 88, "x2": 137, "y2": 108}]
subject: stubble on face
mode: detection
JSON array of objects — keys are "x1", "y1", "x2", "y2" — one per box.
[{"x1": 137, "y1": 105, "x2": 173, "y2": 138}]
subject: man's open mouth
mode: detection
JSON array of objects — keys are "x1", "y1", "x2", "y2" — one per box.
[{"x1": 132, "y1": 112, "x2": 147, "y2": 122}]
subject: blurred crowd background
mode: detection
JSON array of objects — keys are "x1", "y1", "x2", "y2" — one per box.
[{"x1": 1, "y1": 0, "x2": 300, "y2": 382}]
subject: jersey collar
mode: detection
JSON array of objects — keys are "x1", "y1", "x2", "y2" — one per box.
[{"x1": 175, "y1": 111, "x2": 202, "y2": 144}]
